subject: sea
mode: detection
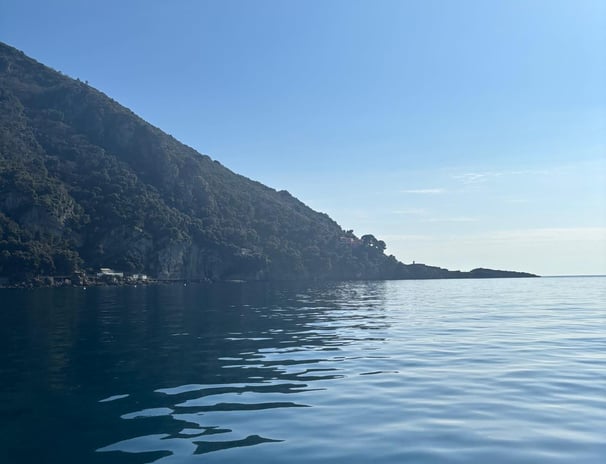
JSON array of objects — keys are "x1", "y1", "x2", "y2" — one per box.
[{"x1": 0, "y1": 276, "x2": 604, "y2": 463}]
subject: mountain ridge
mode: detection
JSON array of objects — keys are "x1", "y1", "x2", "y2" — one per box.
[{"x1": 0, "y1": 41, "x2": 537, "y2": 283}]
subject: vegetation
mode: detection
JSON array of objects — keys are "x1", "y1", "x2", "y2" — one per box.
[{"x1": 0, "y1": 42, "x2": 536, "y2": 283}]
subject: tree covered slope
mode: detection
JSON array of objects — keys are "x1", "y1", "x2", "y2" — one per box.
[{"x1": 0, "y1": 42, "x2": 536, "y2": 282}]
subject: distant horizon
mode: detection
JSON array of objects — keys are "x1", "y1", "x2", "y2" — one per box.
[
  {"x1": 1, "y1": 1, "x2": 604, "y2": 276},
  {"x1": 541, "y1": 274, "x2": 606, "y2": 278}
]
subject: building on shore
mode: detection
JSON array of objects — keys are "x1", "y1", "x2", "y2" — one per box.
[{"x1": 97, "y1": 268, "x2": 124, "y2": 278}]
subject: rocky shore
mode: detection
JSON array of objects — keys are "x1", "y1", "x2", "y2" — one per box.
[{"x1": 0, "y1": 271, "x2": 214, "y2": 289}]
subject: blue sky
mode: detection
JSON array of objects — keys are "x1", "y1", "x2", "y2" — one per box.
[{"x1": 2, "y1": 0, "x2": 605, "y2": 275}]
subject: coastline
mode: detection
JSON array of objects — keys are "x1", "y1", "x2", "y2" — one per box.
[{"x1": 0, "y1": 273, "x2": 540, "y2": 290}]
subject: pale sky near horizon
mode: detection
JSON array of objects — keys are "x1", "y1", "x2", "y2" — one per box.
[{"x1": 2, "y1": 0, "x2": 605, "y2": 276}]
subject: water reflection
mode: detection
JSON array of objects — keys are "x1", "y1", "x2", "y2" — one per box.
[
  {"x1": 88, "y1": 281, "x2": 389, "y2": 461},
  {"x1": 5, "y1": 279, "x2": 602, "y2": 463}
]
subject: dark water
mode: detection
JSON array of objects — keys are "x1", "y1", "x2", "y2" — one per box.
[{"x1": 1, "y1": 277, "x2": 605, "y2": 463}]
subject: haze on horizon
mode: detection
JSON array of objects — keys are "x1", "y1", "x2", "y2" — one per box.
[{"x1": 2, "y1": 0, "x2": 605, "y2": 276}]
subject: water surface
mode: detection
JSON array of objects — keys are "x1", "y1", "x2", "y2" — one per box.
[{"x1": 1, "y1": 277, "x2": 604, "y2": 463}]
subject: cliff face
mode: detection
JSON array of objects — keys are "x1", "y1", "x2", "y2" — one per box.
[{"x1": 0, "y1": 42, "x2": 537, "y2": 282}]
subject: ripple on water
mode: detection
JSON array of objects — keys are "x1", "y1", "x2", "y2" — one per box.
[{"x1": 35, "y1": 278, "x2": 605, "y2": 463}]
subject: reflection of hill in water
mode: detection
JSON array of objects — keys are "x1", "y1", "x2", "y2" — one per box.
[
  {"x1": 93, "y1": 281, "x2": 392, "y2": 461},
  {"x1": 3, "y1": 278, "x2": 605, "y2": 463},
  {"x1": 1, "y1": 281, "x2": 392, "y2": 462}
]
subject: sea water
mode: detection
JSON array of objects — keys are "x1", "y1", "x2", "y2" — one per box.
[{"x1": 0, "y1": 277, "x2": 604, "y2": 463}]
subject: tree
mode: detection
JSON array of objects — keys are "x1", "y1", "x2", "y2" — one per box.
[{"x1": 360, "y1": 234, "x2": 387, "y2": 252}]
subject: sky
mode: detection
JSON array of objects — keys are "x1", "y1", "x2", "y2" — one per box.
[{"x1": 2, "y1": 0, "x2": 605, "y2": 276}]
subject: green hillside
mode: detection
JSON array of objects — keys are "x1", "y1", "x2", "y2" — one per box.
[{"x1": 0, "y1": 42, "x2": 536, "y2": 283}]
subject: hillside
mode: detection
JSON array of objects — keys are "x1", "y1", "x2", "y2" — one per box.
[{"x1": 0, "y1": 42, "x2": 536, "y2": 283}]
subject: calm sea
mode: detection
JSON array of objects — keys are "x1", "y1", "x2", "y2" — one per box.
[{"x1": 0, "y1": 277, "x2": 604, "y2": 463}]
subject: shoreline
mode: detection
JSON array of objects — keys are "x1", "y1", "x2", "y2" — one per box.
[{"x1": 0, "y1": 274, "x2": 542, "y2": 290}]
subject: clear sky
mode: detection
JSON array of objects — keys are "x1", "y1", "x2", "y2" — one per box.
[{"x1": 2, "y1": 0, "x2": 605, "y2": 276}]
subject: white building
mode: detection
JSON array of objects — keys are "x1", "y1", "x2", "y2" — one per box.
[{"x1": 97, "y1": 268, "x2": 124, "y2": 278}]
